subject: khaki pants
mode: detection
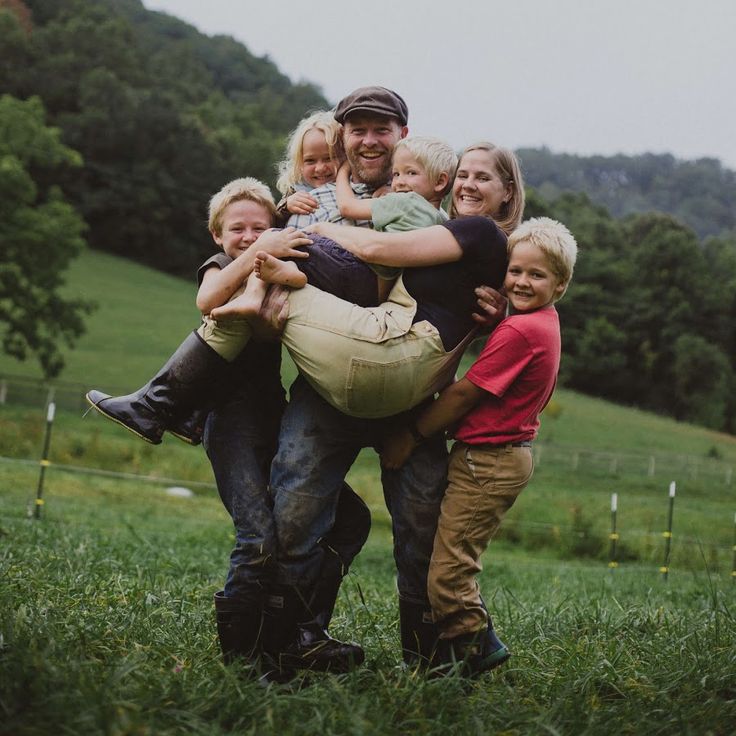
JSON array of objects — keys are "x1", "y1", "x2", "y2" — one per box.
[
  {"x1": 198, "y1": 276, "x2": 476, "y2": 418},
  {"x1": 428, "y1": 441, "x2": 533, "y2": 639}
]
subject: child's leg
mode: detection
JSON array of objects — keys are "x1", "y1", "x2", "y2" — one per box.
[
  {"x1": 209, "y1": 272, "x2": 270, "y2": 322},
  {"x1": 86, "y1": 331, "x2": 229, "y2": 445},
  {"x1": 255, "y1": 252, "x2": 307, "y2": 289},
  {"x1": 428, "y1": 443, "x2": 532, "y2": 640}
]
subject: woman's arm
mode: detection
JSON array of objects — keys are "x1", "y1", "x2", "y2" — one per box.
[
  {"x1": 196, "y1": 228, "x2": 312, "y2": 314},
  {"x1": 307, "y1": 221, "x2": 463, "y2": 268},
  {"x1": 335, "y1": 162, "x2": 373, "y2": 221}
]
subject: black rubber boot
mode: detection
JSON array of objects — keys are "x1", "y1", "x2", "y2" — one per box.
[
  {"x1": 399, "y1": 598, "x2": 439, "y2": 669},
  {"x1": 213, "y1": 590, "x2": 262, "y2": 665},
  {"x1": 85, "y1": 331, "x2": 226, "y2": 444},
  {"x1": 168, "y1": 406, "x2": 210, "y2": 446},
  {"x1": 263, "y1": 586, "x2": 364, "y2": 674}
]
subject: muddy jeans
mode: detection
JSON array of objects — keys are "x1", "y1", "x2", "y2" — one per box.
[
  {"x1": 271, "y1": 375, "x2": 449, "y2": 607},
  {"x1": 428, "y1": 441, "x2": 533, "y2": 638},
  {"x1": 204, "y1": 391, "x2": 371, "y2": 605}
]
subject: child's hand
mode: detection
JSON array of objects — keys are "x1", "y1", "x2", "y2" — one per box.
[
  {"x1": 287, "y1": 192, "x2": 319, "y2": 215},
  {"x1": 472, "y1": 285, "x2": 507, "y2": 327},
  {"x1": 379, "y1": 428, "x2": 416, "y2": 470},
  {"x1": 371, "y1": 184, "x2": 391, "y2": 199},
  {"x1": 256, "y1": 227, "x2": 312, "y2": 259}
]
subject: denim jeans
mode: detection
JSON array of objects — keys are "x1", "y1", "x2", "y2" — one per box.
[
  {"x1": 205, "y1": 388, "x2": 371, "y2": 611},
  {"x1": 204, "y1": 393, "x2": 282, "y2": 604},
  {"x1": 272, "y1": 375, "x2": 448, "y2": 606}
]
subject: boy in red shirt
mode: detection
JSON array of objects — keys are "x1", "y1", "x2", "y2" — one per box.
[{"x1": 381, "y1": 217, "x2": 578, "y2": 676}]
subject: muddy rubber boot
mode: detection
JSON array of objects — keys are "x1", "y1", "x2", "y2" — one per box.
[
  {"x1": 263, "y1": 586, "x2": 364, "y2": 674},
  {"x1": 86, "y1": 331, "x2": 226, "y2": 444},
  {"x1": 213, "y1": 590, "x2": 262, "y2": 665},
  {"x1": 398, "y1": 598, "x2": 439, "y2": 669}
]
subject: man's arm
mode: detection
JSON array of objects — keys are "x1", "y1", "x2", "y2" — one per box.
[{"x1": 381, "y1": 377, "x2": 485, "y2": 469}]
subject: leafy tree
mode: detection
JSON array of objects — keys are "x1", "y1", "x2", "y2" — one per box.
[
  {"x1": 0, "y1": 94, "x2": 94, "y2": 377},
  {"x1": 671, "y1": 334, "x2": 731, "y2": 429}
]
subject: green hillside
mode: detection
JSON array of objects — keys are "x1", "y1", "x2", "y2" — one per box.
[{"x1": 3, "y1": 246, "x2": 736, "y2": 462}]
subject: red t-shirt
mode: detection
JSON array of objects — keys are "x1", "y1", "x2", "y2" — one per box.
[{"x1": 454, "y1": 306, "x2": 561, "y2": 445}]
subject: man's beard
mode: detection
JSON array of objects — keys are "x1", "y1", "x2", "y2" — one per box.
[{"x1": 345, "y1": 149, "x2": 392, "y2": 187}]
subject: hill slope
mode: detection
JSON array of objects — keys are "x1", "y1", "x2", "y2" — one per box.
[{"x1": 3, "y1": 247, "x2": 736, "y2": 467}]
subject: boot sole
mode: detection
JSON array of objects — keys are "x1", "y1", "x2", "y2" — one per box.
[
  {"x1": 85, "y1": 394, "x2": 162, "y2": 445},
  {"x1": 167, "y1": 429, "x2": 201, "y2": 446},
  {"x1": 477, "y1": 647, "x2": 511, "y2": 674}
]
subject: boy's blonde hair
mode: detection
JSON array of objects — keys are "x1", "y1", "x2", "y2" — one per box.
[
  {"x1": 276, "y1": 110, "x2": 344, "y2": 195},
  {"x1": 449, "y1": 142, "x2": 525, "y2": 234},
  {"x1": 508, "y1": 217, "x2": 578, "y2": 301},
  {"x1": 394, "y1": 136, "x2": 458, "y2": 197},
  {"x1": 208, "y1": 177, "x2": 276, "y2": 236}
]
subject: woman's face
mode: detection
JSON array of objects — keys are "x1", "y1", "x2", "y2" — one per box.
[{"x1": 452, "y1": 149, "x2": 511, "y2": 218}]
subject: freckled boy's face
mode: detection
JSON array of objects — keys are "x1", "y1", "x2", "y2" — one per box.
[
  {"x1": 212, "y1": 200, "x2": 273, "y2": 259},
  {"x1": 504, "y1": 241, "x2": 565, "y2": 312}
]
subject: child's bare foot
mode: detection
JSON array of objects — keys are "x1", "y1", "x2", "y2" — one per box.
[
  {"x1": 255, "y1": 252, "x2": 307, "y2": 289},
  {"x1": 210, "y1": 274, "x2": 267, "y2": 322}
]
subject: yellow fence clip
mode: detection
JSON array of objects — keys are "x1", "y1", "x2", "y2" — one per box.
[
  {"x1": 35, "y1": 498, "x2": 45, "y2": 506},
  {"x1": 609, "y1": 533, "x2": 619, "y2": 540},
  {"x1": 659, "y1": 566, "x2": 669, "y2": 574},
  {"x1": 40, "y1": 459, "x2": 51, "y2": 467},
  {"x1": 662, "y1": 531, "x2": 672, "y2": 538},
  {"x1": 608, "y1": 561, "x2": 618, "y2": 568}
]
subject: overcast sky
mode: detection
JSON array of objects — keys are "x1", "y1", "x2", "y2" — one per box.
[{"x1": 144, "y1": 0, "x2": 736, "y2": 169}]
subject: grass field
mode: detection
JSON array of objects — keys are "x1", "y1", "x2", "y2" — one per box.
[{"x1": 2, "y1": 248, "x2": 736, "y2": 733}]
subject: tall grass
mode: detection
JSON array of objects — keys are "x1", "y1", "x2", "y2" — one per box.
[{"x1": 1, "y1": 471, "x2": 734, "y2": 735}]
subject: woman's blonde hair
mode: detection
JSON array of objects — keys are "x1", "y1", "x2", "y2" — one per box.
[
  {"x1": 276, "y1": 110, "x2": 344, "y2": 194},
  {"x1": 448, "y1": 142, "x2": 525, "y2": 234}
]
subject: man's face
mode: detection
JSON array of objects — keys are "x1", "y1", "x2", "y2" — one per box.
[{"x1": 342, "y1": 114, "x2": 407, "y2": 186}]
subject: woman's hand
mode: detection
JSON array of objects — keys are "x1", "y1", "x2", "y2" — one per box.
[
  {"x1": 255, "y1": 227, "x2": 312, "y2": 259},
  {"x1": 286, "y1": 192, "x2": 319, "y2": 215},
  {"x1": 379, "y1": 428, "x2": 417, "y2": 470},
  {"x1": 472, "y1": 285, "x2": 508, "y2": 326}
]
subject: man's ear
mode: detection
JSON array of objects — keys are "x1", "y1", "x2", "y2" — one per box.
[
  {"x1": 433, "y1": 172, "x2": 449, "y2": 194},
  {"x1": 400, "y1": 125, "x2": 409, "y2": 140}
]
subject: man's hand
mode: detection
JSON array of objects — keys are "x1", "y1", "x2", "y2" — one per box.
[
  {"x1": 286, "y1": 192, "x2": 319, "y2": 215},
  {"x1": 248, "y1": 284, "x2": 290, "y2": 341},
  {"x1": 379, "y1": 428, "x2": 417, "y2": 470},
  {"x1": 472, "y1": 285, "x2": 507, "y2": 327},
  {"x1": 256, "y1": 227, "x2": 312, "y2": 259},
  {"x1": 304, "y1": 222, "x2": 344, "y2": 242}
]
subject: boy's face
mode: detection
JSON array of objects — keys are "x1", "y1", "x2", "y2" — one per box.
[
  {"x1": 504, "y1": 241, "x2": 565, "y2": 312},
  {"x1": 343, "y1": 114, "x2": 407, "y2": 186},
  {"x1": 212, "y1": 200, "x2": 272, "y2": 259},
  {"x1": 390, "y1": 148, "x2": 444, "y2": 202},
  {"x1": 302, "y1": 128, "x2": 339, "y2": 189}
]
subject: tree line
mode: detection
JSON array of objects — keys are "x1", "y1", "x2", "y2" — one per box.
[{"x1": 1, "y1": 0, "x2": 735, "y2": 433}]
